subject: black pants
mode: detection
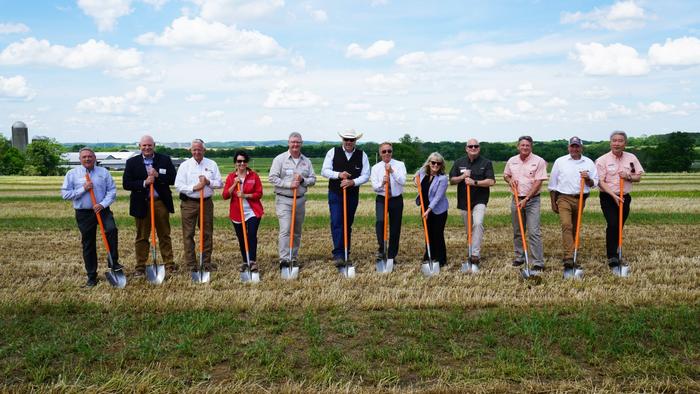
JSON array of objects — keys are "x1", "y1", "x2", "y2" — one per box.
[
  {"x1": 599, "y1": 193, "x2": 631, "y2": 259},
  {"x1": 423, "y1": 211, "x2": 448, "y2": 265},
  {"x1": 232, "y1": 216, "x2": 260, "y2": 262},
  {"x1": 375, "y1": 195, "x2": 403, "y2": 259},
  {"x1": 75, "y1": 208, "x2": 119, "y2": 279}
]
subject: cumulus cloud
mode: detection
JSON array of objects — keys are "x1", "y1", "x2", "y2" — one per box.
[
  {"x1": 648, "y1": 36, "x2": 700, "y2": 66},
  {"x1": 304, "y1": 3, "x2": 328, "y2": 22},
  {"x1": 136, "y1": 16, "x2": 285, "y2": 58},
  {"x1": 0, "y1": 38, "x2": 147, "y2": 78},
  {"x1": 396, "y1": 50, "x2": 496, "y2": 69},
  {"x1": 345, "y1": 102, "x2": 371, "y2": 111},
  {"x1": 543, "y1": 97, "x2": 568, "y2": 107},
  {"x1": 365, "y1": 73, "x2": 410, "y2": 94},
  {"x1": 609, "y1": 102, "x2": 633, "y2": 116},
  {"x1": 516, "y1": 100, "x2": 535, "y2": 113},
  {"x1": 639, "y1": 101, "x2": 675, "y2": 113},
  {"x1": 573, "y1": 42, "x2": 649, "y2": 76},
  {"x1": 581, "y1": 86, "x2": 612, "y2": 99},
  {"x1": 423, "y1": 106, "x2": 461, "y2": 120},
  {"x1": 0, "y1": 75, "x2": 35, "y2": 100},
  {"x1": 345, "y1": 40, "x2": 395, "y2": 59},
  {"x1": 0, "y1": 23, "x2": 30, "y2": 34},
  {"x1": 290, "y1": 54, "x2": 306, "y2": 69},
  {"x1": 229, "y1": 63, "x2": 286, "y2": 78},
  {"x1": 366, "y1": 111, "x2": 405, "y2": 122},
  {"x1": 516, "y1": 82, "x2": 547, "y2": 97},
  {"x1": 76, "y1": 86, "x2": 163, "y2": 115},
  {"x1": 193, "y1": 0, "x2": 284, "y2": 23},
  {"x1": 263, "y1": 81, "x2": 327, "y2": 108},
  {"x1": 256, "y1": 115, "x2": 273, "y2": 126},
  {"x1": 561, "y1": 0, "x2": 650, "y2": 31},
  {"x1": 78, "y1": 0, "x2": 132, "y2": 31},
  {"x1": 464, "y1": 89, "x2": 504, "y2": 103},
  {"x1": 185, "y1": 93, "x2": 206, "y2": 102}
]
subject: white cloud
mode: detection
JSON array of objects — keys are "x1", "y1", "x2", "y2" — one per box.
[
  {"x1": 648, "y1": 36, "x2": 700, "y2": 66},
  {"x1": 464, "y1": 89, "x2": 504, "y2": 103},
  {"x1": 345, "y1": 102, "x2": 371, "y2": 111},
  {"x1": 561, "y1": 1, "x2": 650, "y2": 31},
  {"x1": 586, "y1": 110, "x2": 608, "y2": 121},
  {"x1": 543, "y1": 97, "x2": 568, "y2": 107},
  {"x1": 0, "y1": 38, "x2": 146, "y2": 78},
  {"x1": 256, "y1": 115, "x2": 273, "y2": 126},
  {"x1": 573, "y1": 42, "x2": 649, "y2": 76},
  {"x1": 185, "y1": 94, "x2": 206, "y2": 102},
  {"x1": 263, "y1": 81, "x2": 328, "y2": 108},
  {"x1": 0, "y1": 23, "x2": 30, "y2": 34},
  {"x1": 581, "y1": 86, "x2": 612, "y2": 99},
  {"x1": 365, "y1": 73, "x2": 410, "y2": 94},
  {"x1": 193, "y1": 0, "x2": 284, "y2": 23},
  {"x1": 516, "y1": 100, "x2": 535, "y2": 112},
  {"x1": 0, "y1": 75, "x2": 35, "y2": 100},
  {"x1": 639, "y1": 101, "x2": 675, "y2": 113},
  {"x1": 396, "y1": 50, "x2": 496, "y2": 69},
  {"x1": 76, "y1": 86, "x2": 163, "y2": 115},
  {"x1": 366, "y1": 111, "x2": 405, "y2": 122},
  {"x1": 395, "y1": 51, "x2": 428, "y2": 67},
  {"x1": 136, "y1": 16, "x2": 285, "y2": 58},
  {"x1": 423, "y1": 106, "x2": 461, "y2": 120},
  {"x1": 516, "y1": 82, "x2": 547, "y2": 97},
  {"x1": 78, "y1": 0, "x2": 132, "y2": 31},
  {"x1": 609, "y1": 102, "x2": 633, "y2": 116},
  {"x1": 230, "y1": 63, "x2": 286, "y2": 78},
  {"x1": 303, "y1": 3, "x2": 327, "y2": 22},
  {"x1": 187, "y1": 110, "x2": 226, "y2": 125},
  {"x1": 142, "y1": 0, "x2": 169, "y2": 8},
  {"x1": 290, "y1": 54, "x2": 306, "y2": 69},
  {"x1": 345, "y1": 40, "x2": 395, "y2": 59}
]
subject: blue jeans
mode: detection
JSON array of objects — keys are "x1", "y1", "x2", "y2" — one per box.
[{"x1": 329, "y1": 190, "x2": 359, "y2": 259}]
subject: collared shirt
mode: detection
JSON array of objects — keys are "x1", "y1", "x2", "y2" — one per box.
[
  {"x1": 61, "y1": 165, "x2": 116, "y2": 209},
  {"x1": 268, "y1": 150, "x2": 317, "y2": 197},
  {"x1": 321, "y1": 147, "x2": 370, "y2": 186},
  {"x1": 449, "y1": 155, "x2": 495, "y2": 209},
  {"x1": 174, "y1": 157, "x2": 223, "y2": 198},
  {"x1": 595, "y1": 151, "x2": 645, "y2": 194},
  {"x1": 548, "y1": 154, "x2": 599, "y2": 195},
  {"x1": 142, "y1": 155, "x2": 160, "y2": 198},
  {"x1": 370, "y1": 159, "x2": 406, "y2": 197},
  {"x1": 504, "y1": 153, "x2": 548, "y2": 196}
]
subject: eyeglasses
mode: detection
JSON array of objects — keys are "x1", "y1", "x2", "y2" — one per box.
[
  {"x1": 343, "y1": 138, "x2": 356, "y2": 142},
  {"x1": 381, "y1": 149, "x2": 392, "y2": 154},
  {"x1": 236, "y1": 160, "x2": 247, "y2": 164},
  {"x1": 430, "y1": 161, "x2": 442, "y2": 165},
  {"x1": 467, "y1": 144, "x2": 480, "y2": 149}
]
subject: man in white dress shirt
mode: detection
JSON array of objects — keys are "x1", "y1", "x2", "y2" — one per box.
[{"x1": 370, "y1": 142, "x2": 407, "y2": 264}]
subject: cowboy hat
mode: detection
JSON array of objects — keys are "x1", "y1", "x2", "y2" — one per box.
[{"x1": 338, "y1": 129, "x2": 363, "y2": 140}]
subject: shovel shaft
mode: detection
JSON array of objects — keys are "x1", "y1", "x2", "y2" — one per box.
[
  {"x1": 238, "y1": 183, "x2": 250, "y2": 261},
  {"x1": 415, "y1": 175, "x2": 431, "y2": 250},
  {"x1": 466, "y1": 183, "x2": 472, "y2": 257},
  {"x1": 199, "y1": 189, "x2": 204, "y2": 254},
  {"x1": 574, "y1": 177, "x2": 585, "y2": 251},
  {"x1": 511, "y1": 184, "x2": 528, "y2": 255},
  {"x1": 383, "y1": 169, "x2": 389, "y2": 244},
  {"x1": 618, "y1": 176, "x2": 624, "y2": 255},
  {"x1": 343, "y1": 187, "x2": 348, "y2": 261},
  {"x1": 85, "y1": 173, "x2": 111, "y2": 254},
  {"x1": 288, "y1": 187, "x2": 297, "y2": 260}
]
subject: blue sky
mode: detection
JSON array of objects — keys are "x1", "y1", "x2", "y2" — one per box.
[{"x1": 1, "y1": 0, "x2": 699, "y2": 143}]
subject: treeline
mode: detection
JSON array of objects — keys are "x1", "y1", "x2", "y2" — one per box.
[{"x1": 0, "y1": 136, "x2": 65, "y2": 176}]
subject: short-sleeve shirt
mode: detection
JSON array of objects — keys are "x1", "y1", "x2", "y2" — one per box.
[
  {"x1": 504, "y1": 153, "x2": 548, "y2": 197},
  {"x1": 595, "y1": 151, "x2": 645, "y2": 194},
  {"x1": 448, "y1": 155, "x2": 495, "y2": 209}
]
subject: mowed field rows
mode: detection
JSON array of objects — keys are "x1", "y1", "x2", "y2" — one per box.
[{"x1": 0, "y1": 170, "x2": 699, "y2": 392}]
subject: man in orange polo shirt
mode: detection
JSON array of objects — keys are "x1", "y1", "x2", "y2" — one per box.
[{"x1": 504, "y1": 136, "x2": 548, "y2": 271}]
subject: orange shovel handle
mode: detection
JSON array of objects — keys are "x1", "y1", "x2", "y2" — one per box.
[
  {"x1": 85, "y1": 173, "x2": 110, "y2": 253},
  {"x1": 466, "y1": 183, "x2": 472, "y2": 247},
  {"x1": 574, "y1": 177, "x2": 585, "y2": 250},
  {"x1": 288, "y1": 187, "x2": 297, "y2": 252},
  {"x1": 415, "y1": 174, "x2": 430, "y2": 245},
  {"x1": 383, "y1": 168, "x2": 390, "y2": 242},
  {"x1": 511, "y1": 184, "x2": 528, "y2": 254},
  {"x1": 342, "y1": 187, "x2": 348, "y2": 250},
  {"x1": 238, "y1": 182, "x2": 250, "y2": 253},
  {"x1": 618, "y1": 176, "x2": 624, "y2": 249},
  {"x1": 199, "y1": 189, "x2": 204, "y2": 254},
  {"x1": 150, "y1": 184, "x2": 156, "y2": 247}
]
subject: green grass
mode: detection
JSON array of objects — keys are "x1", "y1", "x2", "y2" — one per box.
[{"x1": 1, "y1": 301, "x2": 697, "y2": 389}]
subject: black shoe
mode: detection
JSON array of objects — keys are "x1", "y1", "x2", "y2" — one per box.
[
  {"x1": 562, "y1": 259, "x2": 574, "y2": 269},
  {"x1": 531, "y1": 265, "x2": 544, "y2": 272},
  {"x1": 84, "y1": 277, "x2": 98, "y2": 288},
  {"x1": 110, "y1": 261, "x2": 123, "y2": 272},
  {"x1": 249, "y1": 262, "x2": 259, "y2": 273},
  {"x1": 133, "y1": 270, "x2": 145, "y2": 278},
  {"x1": 470, "y1": 256, "x2": 481, "y2": 266},
  {"x1": 607, "y1": 257, "x2": 620, "y2": 268},
  {"x1": 512, "y1": 259, "x2": 525, "y2": 267},
  {"x1": 334, "y1": 257, "x2": 345, "y2": 268},
  {"x1": 279, "y1": 259, "x2": 290, "y2": 268},
  {"x1": 166, "y1": 264, "x2": 178, "y2": 273},
  {"x1": 291, "y1": 259, "x2": 301, "y2": 268}
]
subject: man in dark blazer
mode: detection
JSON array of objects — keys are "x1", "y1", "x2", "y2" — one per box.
[{"x1": 123, "y1": 135, "x2": 177, "y2": 276}]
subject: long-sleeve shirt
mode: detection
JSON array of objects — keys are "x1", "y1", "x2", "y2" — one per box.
[
  {"x1": 321, "y1": 147, "x2": 370, "y2": 186},
  {"x1": 174, "y1": 157, "x2": 223, "y2": 198},
  {"x1": 61, "y1": 165, "x2": 116, "y2": 209},
  {"x1": 268, "y1": 150, "x2": 316, "y2": 197},
  {"x1": 548, "y1": 154, "x2": 599, "y2": 195},
  {"x1": 370, "y1": 159, "x2": 406, "y2": 197}
]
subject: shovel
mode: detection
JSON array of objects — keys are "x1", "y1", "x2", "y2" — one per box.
[
  {"x1": 338, "y1": 187, "x2": 356, "y2": 278},
  {"x1": 376, "y1": 168, "x2": 393, "y2": 274},
  {"x1": 191, "y1": 189, "x2": 210, "y2": 283},
  {"x1": 512, "y1": 184, "x2": 539, "y2": 282},
  {"x1": 612, "y1": 175, "x2": 630, "y2": 277},
  {"x1": 281, "y1": 187, "x2": 300, "y2": 280},
  {"x1": 564, "y1": 177, "x2": 585, "y2": 280},
  {"x1": 145, "y1": 183, "x2": 165, "y2": 284},
  {"x1": 238, "y1": 183, "x2": 260, "y2": 283},
  {"x1": 416, "y1": 174, "x2": 439, "y2": 277},
  {"x1": 461, "y1": 175, "x2": 478, "y2": 274},
  {"x1": 85, "y1": 173, "x2": 126, "y2": 289}
]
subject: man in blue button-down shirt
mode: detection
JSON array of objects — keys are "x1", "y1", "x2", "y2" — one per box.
[{"x1": 61, "y1": 147, "x2": 121, "y2": 287}]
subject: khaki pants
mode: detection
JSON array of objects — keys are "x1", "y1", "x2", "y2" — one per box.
[
  {"x1": 556, "y1": 194, "x2": 583, "y2": 260},
  {"x1": 181, "y1": 198, "x2": 214, "y2": 271},
  {"x1": 134, "y1": 199, "x2": 174, "y2": 272},
  {"x1": 460, "y1": 203, "x2": 486, "y2": 257},
  {"x1": 275, "y1": 194, "x2": 306, "y2": 261}
]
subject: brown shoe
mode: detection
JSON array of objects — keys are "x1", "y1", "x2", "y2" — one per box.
[
  {"x1": 249, "y1": 262, "x2": 259, "y2": 272},
  {"x1": 166, "y1": 264, "x2": 178, "y2": 273},
  {"x1": 239, "y1": 263, "x2": 247, "y2": 273}
]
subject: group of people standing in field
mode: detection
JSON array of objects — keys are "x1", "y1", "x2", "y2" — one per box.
[{"x1": 61, "y1": 130, "x2": 643, "y2": 287}]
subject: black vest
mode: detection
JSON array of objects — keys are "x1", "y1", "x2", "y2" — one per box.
[{"x1": 329, "y1": 147, "x2": 363, "y2": 196}]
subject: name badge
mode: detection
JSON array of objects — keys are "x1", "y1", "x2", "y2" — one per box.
[{"x1": 159, "y1": 168, "x2": 167, "y2": 174}]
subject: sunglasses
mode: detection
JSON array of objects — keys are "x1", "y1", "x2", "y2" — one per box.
[
  {"x1": 236, "y1": 160, "x2": 247, "y2": 164},
  {"x1": 343, "y1": 138, "x2": 356, "y2": 142},
  {"x1": 430, "y1": 161, "x2": 442, "y2": 165},
  {"x1": 381, "y1": 149, "x2": 392, "y2": 154},
  {"x1": 467, "y1": 144, "x2": 480, "y2": 149}
]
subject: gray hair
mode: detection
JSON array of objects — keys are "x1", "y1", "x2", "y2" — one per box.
[
  {"x1": 518, "y1": 135, "x2": 533, "y2": 144},
  {"x1": 78, "y1": 147, "x2": 95, "y2": 155},
  {"x1": 288, "y1": 132, "x2": 302, "y2": 141},
  {"x1": 610, "y1": 130, "x2": 627, "y2": 141},
  {"x1": 191, "y1": 138, "x2": 205, "y2": 148}
]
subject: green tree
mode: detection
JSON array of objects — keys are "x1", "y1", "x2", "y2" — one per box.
[
  {"x1": 0, "y1": 135, "x2": 26, "y2": 175},
  {"x1": 647, "y1": 132, "x2": 696, "y2": 172},
  {"x1": 25, "y1": 138, "x2": 65, "y2": 176},
  {"x1": 393, "y1": 134, "x2": 423, "y2": 173}
]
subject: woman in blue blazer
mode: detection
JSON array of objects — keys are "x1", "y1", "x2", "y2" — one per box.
[{"x1": 416, "y1": 152, "x2": 449, "y2": 266}]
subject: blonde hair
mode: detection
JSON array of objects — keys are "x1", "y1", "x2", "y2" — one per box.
[{"x1": 419, "y1": 152, "x2": 445, "y2": 176}]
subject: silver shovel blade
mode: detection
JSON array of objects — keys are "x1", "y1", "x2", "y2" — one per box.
[
  {"x1": 460, "y1": 262, "x2": 479, "y2": 273},
  {"x1": 573, "y1": 268, "x2": 584, "y2": 279},
  {"x1": 145, "y1": 264, "x2": 165, "y2": 285},
  {"x1": 385, "y1": 258, "x2": 394, "y2": 273},
  {"x1": 563, "y1": 267, "x2": 574, "y2": 279},
  {"x1": 338, "y1": 264, "x2": 356, "y2": 278},
  {"x1": 376, "y1": 259, "x2": 389, "y2": 274},
  {"x1": 105, "y1": 270, "x2": 127, "y2": 289},
  {"x1": 520, "y1": 268, "x2": 542, "y2": 283},
  {"x1": 611, "y1": 265, "x2": 630, "y2": 277},
  {"x1": 281, "y1": 266, "x2": 299, "y2": 280},
  {"x1": 421, "y1": 261, "x2": 440, "y2": 277},
  {"x1": 191, "y1": 270, "x2": 210, "y2": 283}
]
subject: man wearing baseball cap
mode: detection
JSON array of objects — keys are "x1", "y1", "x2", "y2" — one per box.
[
  {"x1": 548, "y1": 137, "x2": 599, "y2": 271},
  {"x1": 321, "y1": 129, "x2": 370, "y2": 268}
]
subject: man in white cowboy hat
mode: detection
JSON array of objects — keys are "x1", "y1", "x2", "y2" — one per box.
[{"x1": 321, "y1": 129, "x2": 370, "y2": 267}]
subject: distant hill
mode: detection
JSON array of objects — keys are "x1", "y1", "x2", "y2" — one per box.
[{"x1": 62, "y1": 140, "x2": 330, "y2": 149}]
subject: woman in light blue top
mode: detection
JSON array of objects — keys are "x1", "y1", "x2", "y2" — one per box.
[{"x1": 416, "y1": 152, "x2": 449, "y2": 266}]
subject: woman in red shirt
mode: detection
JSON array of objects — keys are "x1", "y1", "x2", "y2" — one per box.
[{"x1": 222, "y1": 150, "x2": 264, "y2": 272}]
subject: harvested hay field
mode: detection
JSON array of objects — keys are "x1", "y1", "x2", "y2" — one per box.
[{"x1": 0, "y1": 174, "x2": 699, "y2": 392}]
